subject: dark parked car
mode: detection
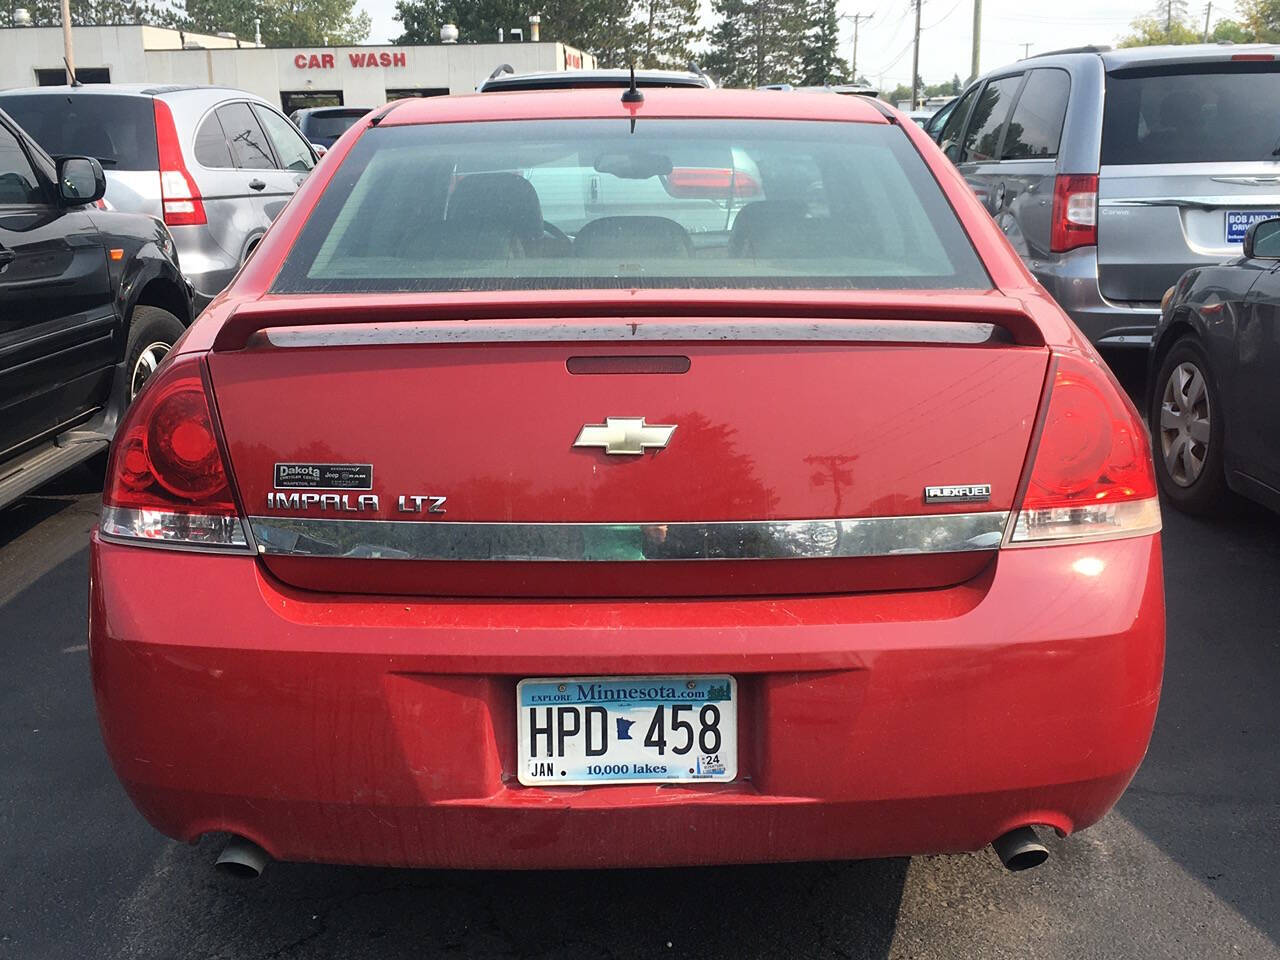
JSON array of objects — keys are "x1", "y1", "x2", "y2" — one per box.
[
  {"x1": 0, "y1": 108, "x2": 191, "y2": 509},
  {"x1": 1150, "y1": 217, "x2": 1280, "y2": 516},
  {"x1": 288, "y1": 106, "x2": 372, "y2": 149}
]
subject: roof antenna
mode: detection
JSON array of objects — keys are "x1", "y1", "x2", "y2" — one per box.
[
  {"x1": 621, "y1": 65, "x2": 644, "y2": 104},
  {"x1": 622, "y1": 64, "x2": 643, "y2": 133}
]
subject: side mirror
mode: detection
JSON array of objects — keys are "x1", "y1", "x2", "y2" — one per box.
[
  {"x1": 943, "y1": 141, "x2": 961, "y2": 163},
  {"x1": 311, "y1": 143, "x2": 328, "y2": 157},
  {"x1": 1243, "y1": 217, "x2": 1280, "y2": 259},
  {"x1": 57, "y1": 156, "x2": 106, "y2": 206}
]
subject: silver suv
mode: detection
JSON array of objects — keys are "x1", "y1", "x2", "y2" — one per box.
[
  {"x1": 937, "y1": 44, "x2": 1280, "y2": 347},
  {"x1": 0, "y1": 84, "x2": 317, "y2": 312}
]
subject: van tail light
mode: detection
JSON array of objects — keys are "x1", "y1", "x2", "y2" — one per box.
[
  {"x1": 1008, "y1": 354, "x2": 1160, "y2": 545},
  {"x1": 101, "y1": 354, "x2": 249, "y2": 550},
  {"x1": 1049, "y1": 174, "x2": 1097, "y2": 253},
  {"x1": 153, "y1": 99, "x2": 207, "y2": 227}
]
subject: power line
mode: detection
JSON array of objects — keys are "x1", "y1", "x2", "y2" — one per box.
[{"x1": 922, "y1": 0, "x2": 962, "y2": 31}]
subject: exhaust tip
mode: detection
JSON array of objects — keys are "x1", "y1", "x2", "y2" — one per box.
[
  {"x1": 991, "y1": 825, "x2": 1049, "y2": 872},
  {"x1": 215, "y1": 836, "x2": 270, "y2": 879}
]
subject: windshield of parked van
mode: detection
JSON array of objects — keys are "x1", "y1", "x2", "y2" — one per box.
[
  {"x1": 1102, "y1": 62, "x2": 1280, "y2": 164},
  {"x1": 0, "y1": 94, "x2": 159, "y2": 171},
  {"x1": 273, "y1": 119, "x2": 990, "y2": 293}
]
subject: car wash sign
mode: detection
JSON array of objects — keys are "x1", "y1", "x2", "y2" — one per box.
[{"x1": 293, "y1": 50, "x2": 408, "y2": 70}]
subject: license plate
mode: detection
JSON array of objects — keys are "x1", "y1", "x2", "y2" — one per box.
[
  {"x1": 516, "y1": 675, "x2": 738, "y2": 786},
  {"x1": 1226, "y1": 210, "x2": 1280, "y2": 244}
]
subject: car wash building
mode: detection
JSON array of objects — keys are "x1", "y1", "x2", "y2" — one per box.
[{"x1": 0, "y1": 23, "x2": 596, "y2": 111}]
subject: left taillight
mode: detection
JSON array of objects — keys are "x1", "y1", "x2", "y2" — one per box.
[
  {"x1": 1007, "y1": 353, "x2": 1160, "y2": 546},
  {"x1": 1049, "y1": 174, "x2": 1097, "y2": 253},
  {"x1": 101, "y1": 354, "x2": 250, "y2": 551}
]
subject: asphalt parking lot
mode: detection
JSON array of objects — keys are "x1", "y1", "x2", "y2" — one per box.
[{"x1": 1, "y1": 357, "x2": 1277, "y2": 960}]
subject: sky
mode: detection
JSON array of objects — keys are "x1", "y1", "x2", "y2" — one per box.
[{"x1": 356, "y1": 0, "x2": 1228, "y2": 89}]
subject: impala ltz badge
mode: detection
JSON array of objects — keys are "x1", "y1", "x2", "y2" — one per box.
[
  {"x1": 924, "y1": 484, "x2": 992, "y2": 504},
  {"x1": 574, "y1": 417, "x2": 676, "y2": 456}
]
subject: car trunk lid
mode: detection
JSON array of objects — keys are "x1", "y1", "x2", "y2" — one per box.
[{"x1": 207, "y1": 299, "x2": 1049, "y2": 598}]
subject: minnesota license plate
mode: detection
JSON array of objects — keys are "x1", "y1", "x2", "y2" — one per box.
[
  {"x1": 516, "y1": 675, "x2": 738, "y2": 786},
  {"x1": 1226, "y1": 209, "x2": 1280, "y2": 244}
]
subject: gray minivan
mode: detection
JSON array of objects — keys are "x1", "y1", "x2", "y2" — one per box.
[
  {"x1": 0, "y1": 84, "x2": 317, "y2": 312},
  {"x1": 936, "y1": 44, "x2": 1280, "y2": 347}
]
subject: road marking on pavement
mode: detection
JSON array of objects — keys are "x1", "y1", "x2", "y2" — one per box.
[{"x1": 61, "y1": 643, "x2": 88, "y2": 653}]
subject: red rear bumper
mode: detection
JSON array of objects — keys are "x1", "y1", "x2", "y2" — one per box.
[{"x1": 89, "y1": 533, "x2": 1163, "y2": 869}]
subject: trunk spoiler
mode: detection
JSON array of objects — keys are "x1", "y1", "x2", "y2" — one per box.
[{"x1": 212, "y1": 291, "x2": 1047, "y2": 351}]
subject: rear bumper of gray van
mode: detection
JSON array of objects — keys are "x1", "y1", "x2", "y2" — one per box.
[
  {"x1": 1030, "y1": 247, "x2": 1161, "y2": 347},
  {"x1": 170, "y1": 226, "x2": 240, "y2": 315}
]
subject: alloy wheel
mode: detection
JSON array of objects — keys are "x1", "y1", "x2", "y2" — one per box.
[
  {"x1": 1158, "y1": 360, "x2": 1212, "y2": 487},
  {"x1": 130, "y1": 341, "x2": 172, "y2": 401}
]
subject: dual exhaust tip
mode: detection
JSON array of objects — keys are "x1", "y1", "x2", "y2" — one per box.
[
  {"x1": 213, "y1": 827, "x2": 1049, "y2": 879},
  {"x1": 992, "y1": 825, "x2": 1050, "y2": 871},
  {"x1": 214, "y1": 836, "x2": 270, "y2": 879}
]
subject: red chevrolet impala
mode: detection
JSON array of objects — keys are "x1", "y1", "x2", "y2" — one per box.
[{"x1": 89, "y1": 88, "x2": 1164, "y2": 876}]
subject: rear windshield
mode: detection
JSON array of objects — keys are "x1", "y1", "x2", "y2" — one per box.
[
  {"x1": 1102, "y1": 62, "x2": 1280, "y2": 165},
  {"x1": 0, "y1": 93, "x2": 158, "y2": 171},
  {"x1": 273, "y1": 118, "x2": 990, "y2": 293},
  {"x1": 304, "y1": 110, "x2": 369, "y2": 139}
]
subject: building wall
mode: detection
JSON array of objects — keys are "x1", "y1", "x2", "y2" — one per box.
[{"x1": 0, "y1": 26, "x2": 595, "y2": 105}]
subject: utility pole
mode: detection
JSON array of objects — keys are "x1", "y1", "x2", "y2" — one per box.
[
  {"x1": 1020, "y1": 41, "x2": 1032, "y2": 58},
  {"x1": 970, "y1": 0, "x2": 981, "y2": 82},
  {"x1": 1166, "y1": 0, "x2": 1172, "y2": 33},
  {"x1": 844, "y1": 12, "x2": 874, "y2": 80},
  {"x1": 910, "y1": 0, "x2": 922, "y2": 110},
  {"x1": 1203, "y1": 1, "x2": 1212, "y2": 40},
  {"x1": 60, "y1": 0, "x2": 74, "y2": 85}
]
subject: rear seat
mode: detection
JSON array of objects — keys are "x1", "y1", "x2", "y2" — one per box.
[{"x1": 573, "y1": 216, "x2": 694, "y2": 259}]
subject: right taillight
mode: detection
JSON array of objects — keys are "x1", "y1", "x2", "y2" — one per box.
[
  {"x1": 1008, "y1": 354, "x2": 1160, "y2": 545},
  {"x1": 101, "y1": 353, "x2": 249, "y2": 551},
  {"x1": 153, "y1": 99, "x2": 207, "y2": 227},
  {"x1": 1050, "y1": 174, "x2": 1097, "y2": 253}
]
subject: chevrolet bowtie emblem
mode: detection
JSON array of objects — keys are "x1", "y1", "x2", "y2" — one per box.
[{"x1": 573, "y1": 417, "x2": 676, "y2": 456}]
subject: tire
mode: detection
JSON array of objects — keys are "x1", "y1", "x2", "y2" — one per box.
[
  {"x1": 1149, "y1": 337, "x2": 1229, "y2": 515},
  {"x1": 124, "y1": 306, "x2": 186, "y2": 405}
]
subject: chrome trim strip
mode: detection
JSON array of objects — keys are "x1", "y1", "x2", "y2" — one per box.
[
  {"x1": 256, "y1": 320, "x2": 1007, "y2": 349},
  {"x1": 1099, "y1": 196, "x2": 1280, "y2": 210},
  {"x1": 248, "y1": 512, "x2": 1009, "y2": 562}
]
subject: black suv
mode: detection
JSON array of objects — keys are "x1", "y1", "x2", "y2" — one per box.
[{"x1": 1, "y1": 108, "x2": 192, "y2": 509}]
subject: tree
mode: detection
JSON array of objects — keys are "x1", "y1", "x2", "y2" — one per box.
[
  {"x1": 1237, "y1": 0, "x2": 1280, "y2": 40},
  {"x1": 884, "y1": 82, "x2": 912, "y2": 106},
  {"x1": 541, "y1": 0, "x2": 641, "y2": 67},
  {"x1": 10, "y1": 0, "x2": 175, "y2": 26},
  {"x1": 394, "y1": 0, "x2": 522, "y2": 44},
  {"x1": 636, "y1": 0, "x2": 703, "y2": 69},
  {"x1": 1212, "y1": 18, "x2": 1254, "y2": 40},
  {"x1": 395, "y1": 0, "x2": 636, "y2": 65},
  {"x1": 1119, "y1": 14, "x2": 1202, "y2": 45},
  {"x1": 158, "y1": 0, "x2": 369, "y2": 45},
  {"x1": 800, "y1": 0, "x2": 846, "y2": 86},
  {"x1": 704, "y1": 0, "x2": 806, "y2": 87}
]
